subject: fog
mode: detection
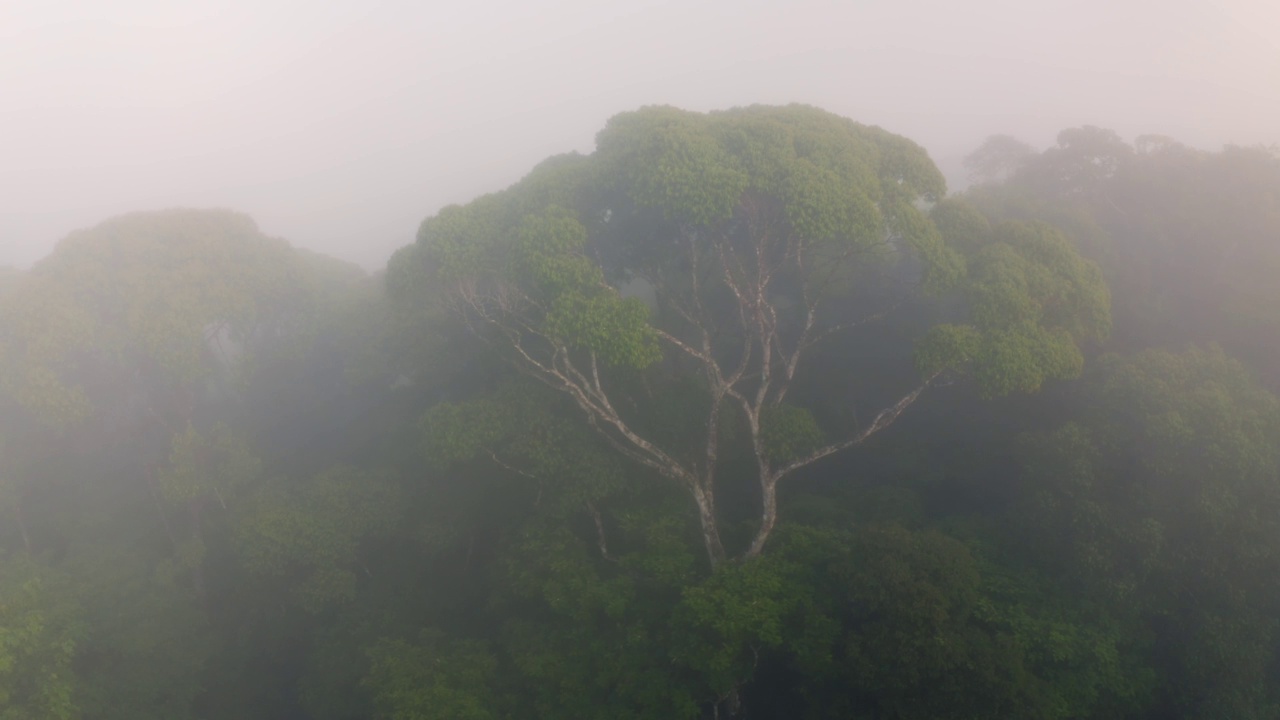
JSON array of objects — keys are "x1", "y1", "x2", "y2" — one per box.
[
  {"x1": 3, "y1": 0, "x2": 1278, "y2": 270},
  {"x1": 6, "y1": 5, "x2": 1280, "y2": 717}
]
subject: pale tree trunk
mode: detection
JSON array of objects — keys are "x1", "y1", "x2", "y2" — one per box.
[
  {"x1": 690, "y1": 480, "x2": 727, "y2": 567},
  {"x1": 714, "y1": 687, "x2": 744, "y2": 719},
  {"x1": 745, "y1": 476, "x2": 778, "y2": 559},
  {"x1": 740, "y1": 373, "x2": 940, "y2": 559},
  {"x1": 585, "y1": 501, "x2": 616, "y2": 562},
  {"x1": 457, "y1": 211, "x2": 942, "y2": 569}
]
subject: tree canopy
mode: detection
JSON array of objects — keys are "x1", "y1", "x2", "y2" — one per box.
[
  {"x1": 1, "y1": 107, "x2": 1278, "y2": 720},
  {"x1": 395, "y1": 104, "x2": 1108, "y2": 568}
]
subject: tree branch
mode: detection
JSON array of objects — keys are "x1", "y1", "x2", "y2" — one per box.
[{"x1": 773, "y1": 371, "x2": 941, "y2": 481}]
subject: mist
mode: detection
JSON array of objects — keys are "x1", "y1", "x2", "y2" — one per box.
[
  {"x1": 5, "y1": 4, "x2": 1280, "y2": 719},
  {"x1": 4, "y1": 0, "x2": 1277, "y2": 270}
]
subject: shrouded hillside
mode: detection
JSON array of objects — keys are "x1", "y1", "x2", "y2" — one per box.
[{"x1": 1, "y1": 108, "x2": 1278, "y2": 720}]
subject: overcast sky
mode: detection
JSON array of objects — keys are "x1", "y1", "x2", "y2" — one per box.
[{"x1": 3, "y1": 0, "x2": 1278, "y2": 271}]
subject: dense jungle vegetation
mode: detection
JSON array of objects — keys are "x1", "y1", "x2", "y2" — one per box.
[{"x1": 2, "y1": 104, "x2": 1280, "y2": 719}]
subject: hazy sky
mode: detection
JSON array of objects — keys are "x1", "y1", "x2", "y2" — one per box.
[{"x1": 3, "y1": 0, "x2": 1278, "y2": 271}]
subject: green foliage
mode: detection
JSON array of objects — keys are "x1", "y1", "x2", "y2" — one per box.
[
  {"x1": 1091, "y1": 346, "x2": 1280, "y2": 502},
  {"x1": 915, "y1": 323, "x2": 981, "y2": 377},
  {"x1": 420, "y1": 394, "x2": 525, "y2": 469},
  {"x1": 595, "y1": 106, "x2": 748, "y2": 226},
  {"x1": 917, "y1": 217, "x2": 1111, "y2": 396},
  {"x1": 966, "y1": 129, "x2": 1280, "y2": 388},
  {"x1": 978, "y1": 222, "x2": 1111, "y2": 339},
  {"x1": 759, "y1": 404, "x2": 824, "y2": 463},
  {"x1": 0, "y1": 278, "x2": 95, "y2": 427},
  {"x1": 0, "y1": 556, "x2": 81, "y2": 720},
  {"x1": 501, "y1": 518, "x2": 636, "y2": 623},
  {"x1": 377, "y1": 245, "x2": 459, "y2": 384},
  {"x1": 614, "y1": 497, "x2": 700, "y2": 587},
  {"x1": 419, "y1": 193, "x2": 662, "y2": 371},
  {"x1": 544, "y1": 291, "x2": 662, "y2": 368},
  {"x1": 971, "y1": 560, "x2": 1151, "y2": 718},
  {"x1": 767, "y1": 524, "x2": 1141, "y2": 720},
  {"x1": 674, "y1": 556, "x2": 802, "y2": 696},
  {"x1": 8, "y1": 111, "x2": 1280, "y2": 720},
  {"x1": 406, "y1": 103, "x2": 973, "y2": 391},
  {"x1": 364, "y1": 631, "x2": 497, "y2": 720},
  {"x1": 495, "y1": 512, "x2": 706, "y2": 720},
  {"x1": 1017, "y1": 347, "x2": 1280, "y2": 717},
  {"x1": 0, "y1": 210, "x2": 314, "y2": 409},
  {"x1": 809, "y1": 525, "x2": 991, "y2": 712},
  {"x1": 64, "y1": 546, "x2": 212, "y2": 720},
  {"x1": 898, "y1": 204, "x2": 967, "y2": 295},
  {"x1": 969, "y1": 324, "x2": 1083, "y2": 398},
  {"x1": 297, "y1": 619, "x2": 378, "y2": 720},
  {"x1": 596, "y1": 104, "x2": 950, "y2": 281},
  {"x1": 421, "y1": 381, "x2": 628, "y2": 516},
  {"x1": 516, "y1": 206, "x2": 596, "y2": 293},
  {"x1": 159, "y1": 422, "x2": 263, "y2": 506},
  {"x1": 236, "y1": 466, "x2": 402, "y2": 612},
  {"x1": 930, "y1": 197, "x2": 992, "y2": 256},
  {"x1": 963, "y1": 134, "x2": 1035, "y2": 185}
]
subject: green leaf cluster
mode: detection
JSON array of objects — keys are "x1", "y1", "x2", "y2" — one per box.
[
  {"x1": 364, "y1": 631, "x2": 497, "y2": 720},
  {"x1": 918, "y1": 210, "x2": 1111, "y2": 397},
  {"x1": 236, "y1": 466, "x2": 402, "y2": 612}
]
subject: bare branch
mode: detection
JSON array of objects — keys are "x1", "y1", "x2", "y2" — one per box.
[
  {"x1": 772, "y1": 301, "x2": 816, "y2": 406},
  {"x1": 655, "y1": 328, "x2": 710, "y2": 363},
  {"x1": 486, "y1": 449, "x2": 540, "y2": 482},
  {"x1": 460, "y1": 298, "x2": 698, "y2": 487},
  {"x1": 773, "y1": 371, "x2": 941, "y2": 481},
  {"x1": 802, "y1": 299, "x2": 904, "y2": 350}
]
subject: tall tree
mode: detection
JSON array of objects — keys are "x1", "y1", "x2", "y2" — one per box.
[
  {"x1": 397, "y1": 104, "x2": 1110, "y2": 566},
  {"x1": 0, "y1": 210, "x2": 332, "y2": 586},
  {"x1": 963, "y1": 134, "x2": 1035, "y2": 185}
]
